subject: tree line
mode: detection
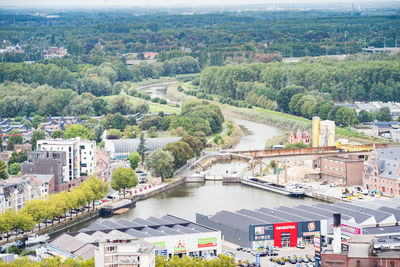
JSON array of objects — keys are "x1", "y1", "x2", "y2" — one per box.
[{"x1": 0, "y1": 176, "x2": 108, "y2": 236}]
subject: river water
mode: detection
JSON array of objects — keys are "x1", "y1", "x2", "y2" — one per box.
[{"x1": 92, "y1": 86, "x2": 321, "y2": 223}]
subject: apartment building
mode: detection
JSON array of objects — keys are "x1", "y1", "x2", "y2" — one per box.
[
  {"x1": 320, "y1": 155, "x2": 364, "y2": 186},
  {"x1": 37, "y1": 138, "x2": 96, "y2": 183}
]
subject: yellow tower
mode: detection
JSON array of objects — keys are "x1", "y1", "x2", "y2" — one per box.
[{"x1": 312, "y1": 116, "x2": 320, "y2": 148}]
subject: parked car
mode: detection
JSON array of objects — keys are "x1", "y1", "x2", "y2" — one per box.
[
  {"x1": 236, "y1": 247, "x2": 243, "y2": 251},
  {"x1": 267, "y1": 251, "x2": 278, "y2": 256},
  {"x1": 277, "y1": 260, "x2": 286, "y2": 265},
  {"x1": 329, "y1": 183, "x2": 337, "y2": 187},
  {"x1": 243, "y1": 248, "x2": 251, "y2": 253},
  {"x1": 297, "y1": 243, "x2": 306, "y2": 249}
]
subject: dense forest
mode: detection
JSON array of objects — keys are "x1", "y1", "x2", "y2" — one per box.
[
  {"x1": 198, "y1": 54, "x2": 400, "y2": 126},
  {"x1": 0, "y1": 8, "x2": 399, "y2": 61}
]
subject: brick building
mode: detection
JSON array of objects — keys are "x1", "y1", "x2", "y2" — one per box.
[
  {"x1": 289, "y1": 129, "x2": 310, "y2": 145},
  {"x1": 364, "y1": 147, "x2": 400, "y2": 197},
  {"x1": 320, "y1": 155, "x2": 364, "y2": 186},
  {"x1": 322, "y1": 235, "x2": 400, "y2": 267}
]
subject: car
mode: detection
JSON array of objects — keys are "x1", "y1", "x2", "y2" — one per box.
[
  {"x1": 70, "y1": 209, "x2": 78, "y2": 214},
  {"x1": 297, "y1": 243, "x2": 306, "y2": 249},
  {"x1": 329, "y1": 183, "x2": 337, "y2": 187},
  {"x1": 243, "y1": 248, "x2": 251, "y2": 253},
  {"x1": 273, "y1": 246, "x2": 280, "y2": 251},
  {"x1": 42, "y1": 219, "x2": 52, "y2": 224},
  {"x1": 289, "y1": 258, "x2": 297, "y2": 264},
  {"x1": 236, "y1": 247, "x2": 243, "y2": 251},
  {"x1": 267, "y1": 251, "x2": 278, "y2": 256},
  {"x1": 135, "y1": 170, "x2": 143, "y2": 173},
  {"x1": 320, "y1": 181, "x2": 328, "y2": 185},
  {"x1": 258, "y1": 251, "x2": 268, "y2": 257},
  {"x1": 277, "y1": 260, "x2": 286, "y2": 265}
]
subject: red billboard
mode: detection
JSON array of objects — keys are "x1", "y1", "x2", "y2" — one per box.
[{"x1": 273, "y1": 222, "x2": 297, "y2": 248}]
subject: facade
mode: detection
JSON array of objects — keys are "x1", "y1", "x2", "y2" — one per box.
[
  {"x1": 94, "y1": 149, "x2": 112, "y2": 183},
  {"x1": 37, "y1": 138, "x2": 96, "y2": 182},
  {"x1": 322, "y1": 234, "x2": 400, "y2": 267},
  {"x1": 21, "y1": 150, "x2": 67, "y2": 193},
  {"x1": 43, "y1": 47, "x2": 68, "y2": 59},
  {"x1": 289, "y1": 129, "x2": 310, "y2": 145},
  {"x1": 373, "y1": 122, "x2": 400, "y2": 141},
  {"x1": 312, "y1": 116, "x2": 335, "y2": 147},
  {"x1": 104, "y1": 137, "x2": 181, "y2": 159},
  {"x1": 320, "y1": 155, "x2": 364, "y2": 186},
  {"x1": 0, "y1": 176, "x2": 48, "y2": 214},
  {"x1": 364, "y1": 147, "x2": 400, "y2": 197},
  {"x1": 95, "y1": 239, "x2": 156, "y2": 267}
]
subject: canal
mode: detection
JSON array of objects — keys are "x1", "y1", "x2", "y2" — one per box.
[{"x1": 91, "y1": 86, "x2": 320, "y2": 223}]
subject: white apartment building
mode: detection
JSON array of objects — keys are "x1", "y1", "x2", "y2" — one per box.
[
  {"x1": 37, "y1": 138, "x2": 96, "y2": 183},
  {"x1": 94, "y1": 239, "x2": 156, "y2": 267}
]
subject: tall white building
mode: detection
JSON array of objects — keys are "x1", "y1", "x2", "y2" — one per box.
[{"x1": 37, "y1": 138, "x2": 96, "y2": 183}]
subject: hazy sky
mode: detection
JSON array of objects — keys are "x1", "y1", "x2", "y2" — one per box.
[{"x1": 0, "y1": 0, "x2": 390, "y2": 7}]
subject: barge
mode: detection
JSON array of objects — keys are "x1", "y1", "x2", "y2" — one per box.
[
  {"x1": 99, "y1": 198, "x2": 136, "y2": 217},
  {"x1": 241, "y1": 177, "x2": 305, "y2": 197}
]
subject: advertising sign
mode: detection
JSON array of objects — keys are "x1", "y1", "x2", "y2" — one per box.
[
  {"x1": 254, "y1": 226, "x2": 265, "y2": 235},
  {"x1": 274, "y1": 222, "x2": 297, "y2": 248},
  {"x1": 250, "y1": 225, "x2": 274, "y2": 241},
  {"x1": 314, "y1": 233, "x2": 321, "y2": 267},
  {"x1": 174, "y1": 239, "x2": 187, "y2": 254},
  {"x1": 155, "y1": 249, "x2": 168, "y2": 257},
  {"x1": 152, "y1": 241, "x2": 166, "y2": 248},
  {"x1": 198, "y1": 237, "x2": 218, "y2": 248},
  {"x1": 329, "y1": 223, "x2": 361, "y2": 235}
]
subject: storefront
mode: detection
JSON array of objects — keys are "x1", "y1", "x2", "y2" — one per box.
[{"x1": 249, "y1": 221, "x2": 320, "y2": 249}]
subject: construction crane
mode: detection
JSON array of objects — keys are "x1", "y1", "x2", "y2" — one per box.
[{"x1": 335, "y1": 141, "x2": 373, "y2": 152}]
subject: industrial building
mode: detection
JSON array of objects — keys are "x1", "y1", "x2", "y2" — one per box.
[
  {"x1": 196, "y1": 199, "x2": 400, "y2": 250},
  {"x1": 58, "y1": 215, "x2": 223, "y2": 259},
  {"x1": 104, "y1": 137, "x2": 181, "y2": 159}
]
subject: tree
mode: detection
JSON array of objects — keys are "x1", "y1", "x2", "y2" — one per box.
[
  {"x1": 145, "y1": 150, "x2": 174, "y2": 180},
  {"x1": 0, "y1": 209, "x2": 12, "y2": 236},
  {"x1": 8, "y1": 150, "x2": 28, "y2": 167},
  {"x1": 164, "y1": 141, "x2": 194, "y2": 169},
  {"x1": 128, "y1": 151, "x2": 140, "y2": 170},
  {"x1": 22, "y1": 199, "x2": 48, "y2": 231},
  {"x1": 7, "y1": 130, "x2": 23, "y2": 150},
  {"x1": 276, "y1": 85, "x2": 305, "y2": 113},
  {"x1": 10, "y1": 210, "x2": 35, "y2": 233},
  {"x1": 110, "y1": 113, "x2": 128, "y2": 131},
  {"x1": 358, "y1": 110, "x2": 373, "y2": 123},
  {"x1": 30, "y1": 130, "x2": 45, "y2": 150},
  {"x1": 181, "y1": 134, "x2": 202, "y2": 157},
  {"x1": 111, "y1": 167, "x2": 138, "y2": 197},
  {"x1": 52, "y1": 129, "x2": 65, "y2": 139},
  {"x1": 32, "y1": 115, "x2": 42, "y2": 129},
  {"x1": 109, "y1": 95, "x2": 132, "y2": 115},
  {"x1": 137, "y1": 132, "x2": 147, "y2": 164},
  {"x1": 123, "y1": 125, "x2": 138, "y2": 139},
  {"x1": 65, "y1": 124, "x2": 90, "y2": 139},
  {"x1": 80, "y1": 176, "x2": 108, "y2": 210},
  {"x1": 106, "y1": 129, "x2": 122, "y2": 139},
  {"x1": 335, "y1": 107, "x2": 359, "y2": 126},
  {"x1": 377, "y1": 107, "x2": 392, "y2": 122},
  {"x1": 8, "y1": 162, "x2": 21, "y2": 175},
  {"x1": 0, "y1": 159, "x2": 8, "y2": 179}
]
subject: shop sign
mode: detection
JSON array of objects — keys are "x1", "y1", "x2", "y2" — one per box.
[
  {"x1": 155, "y1": 249, "x2": 167, "y2": 257},
  {"x1": 303, "y1": 231, "x2": 320, "y2": 236},
  {"x1": 314, "y1": 233, "x2": 321, "y2": 267},
  {"x1": 273, "y1": 222, "x2": 297, "y2": 248},
  {"x1": 198, "y1": 237, "x2": 218, "y2": 248},
  {"x1": 174, "y1": 239, "x2": 187, "y2": 254},
  {"x1": 329, "y1": 223, "x2": 361, "y2": 235},
  {"x1": 254, "y1": 226, "x2": 264, "y2": 235},
  {"x1": 152, "y1": 241, "x2": 166, "y2": 248}
]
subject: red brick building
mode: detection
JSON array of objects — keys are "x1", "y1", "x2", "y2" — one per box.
[
  {"x1": 320, "y1": 155, "x2": 364, "y2": 186},
  {"x1": 322, "y1": 235, "x2": 400, "y2": 267},
  {"x1": 364, "y1": 147, "x2": 400, "y2": 197},
  {"x1": 289, "y1": 130, "x2": 310, "y2": 145}
]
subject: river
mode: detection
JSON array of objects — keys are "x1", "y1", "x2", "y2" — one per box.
[{"x1": 92, "y1": 85, "x2": 321, "y2": 223}]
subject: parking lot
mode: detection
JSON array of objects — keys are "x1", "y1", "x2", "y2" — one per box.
[{"x1": 222, "y1": 241, "x2": 316, "y2": 266}]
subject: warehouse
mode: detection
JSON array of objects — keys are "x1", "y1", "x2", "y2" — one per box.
[
  {"x1": 196, "y1": 199, "x2": 400, "y2": 250},
  {"x1": 76, "y1": 214, "x2": 222, "y2": 258},
  {"x1": 104, "y1": 137, "x2": 181, "y2": 159}
]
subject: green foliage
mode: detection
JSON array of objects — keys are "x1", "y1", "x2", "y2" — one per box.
[
  {"x1": 6, "y1": 130, "x2": 23, "y2": 150},
  {"x1": 110, "y1": 113, "x2": 128, "y2": 131},
  {"x1": 145, "y1": 150, "x2": 175, "y2": 180},
  {"x1": 0, "y1": 160, "x2": 8, "y2": 180},
  {"x1": 5, "y1": 245, "x2": 20, "y2": 255},
  {"x1": 0, "y1": 255, "x2": 95, "y2": 266},
  {"x1": 32, "y1": 115, "x2": 42, "y2": 129},
  {"x1": 8, "y1": 162, "x2": 21, "y2": 175},
  {"x1": 7, "y1": 150, "x2": 28, "y2": 166},
  {"x1": 65, "y1": 124, "x2": 91, "y2": 140},
  {"x1": 128, "y1": 151, "x2": 140, "y2": 170},
  {"x1": 155, "y1": 255, "x2": 235, "y2": 267},
  {"x1": 181, "y1": 134, "x2": 202, "y2": 157},
  {"x1": 335, "y1": 107, "x2": 359, "y2": 126},
  {"x1": 164, "y1": 141, "x2": 194, "y2": 169},
  {"x1": 111, "y1": 167, "x2": 138, "y2": 196},
  {"x1": 137, "y1": 132, "x2": 147, "y2": 163},
  {"x1": 106, "y1": 129, "x2": 122, "y2": 139},
  {"x1": 285, "y1": 142, "x2": 308, "y2": 149},
  {"x1": 123, "y1": 125, "x2": 139, "y2": 139},
  {"x1": 358, "y1": 110, "x2": 374, "y2": 123},
  {"x1": 377, "y1": 107, "x2": 392, "y2": 122},
  {"x1": 30, "y1": 130, "x2": 45, "y2": 150},
  {"x1": 51, "y1": 129, "x2": 65, "y2": 139}
]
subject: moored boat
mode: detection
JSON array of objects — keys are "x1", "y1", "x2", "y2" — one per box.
[{"x1": 25, "y1": 234, "x2": 50, "y2": 246}]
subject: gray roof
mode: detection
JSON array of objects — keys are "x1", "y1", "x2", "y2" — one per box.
[
  {"x1": 106, "y1": 137, "x2": 181, "y2": 154},
  {"x1": 315, "y1": 203, "x2": 374, "y2": 224},
  {"x1": 50, "y1": 234, "x2": 85, "y2": 253},
  {"x1": 124, "y1": 228, "x2": 152, "y2": 238},
  {"x1": 237, "y1": 209, "x2": 288, "y2": 224},
  {"x1": 74, "y1": 243, "x2": 97, "y2": 260},
  {"x1": 116, "y1": 219, "x2": 144, "y2": 228},
  {"x1": 378, "y1": 206, "x2": 400, "y2": 222},
  {"x1": 333, "y1": 202, "x2": 394, "y2": 224},
  {"x1": 276, "y1": 206, "x2": 329, "y2": 221},
  {"x1": 100, "y1": 220, "x2": 127, "y2": 230},
  {"x1": 210, "y1": 210, "x2": 267, "y2": 232},
  {"x1": 295, "y1": 205, "x2": 353, "y2": 221},
  {"x1": 363, "y1": 225, "x2": 400, "y2": 236},
  {"x1": 257, "y1": 207, "x2": 311, "y2": 222},
  {"x1": 374, "y1": 148, "x2": 400, "y2": 179}
]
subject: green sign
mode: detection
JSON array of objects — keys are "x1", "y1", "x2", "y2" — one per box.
[
  {"x1": 198, "y1": 237, "x2": 218, "y2": 248},
  {"x1": 152, "y1": 241, "x2": 165, "y2": 248}
]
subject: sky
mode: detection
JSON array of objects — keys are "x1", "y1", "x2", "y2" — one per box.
[{"x1": 0, "y1": 0, "x2": 393, "y2": 7}]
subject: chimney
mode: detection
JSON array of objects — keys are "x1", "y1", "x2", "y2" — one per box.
[{"x1": 333, "y1": 213, "x2": 341, "y2": 253}]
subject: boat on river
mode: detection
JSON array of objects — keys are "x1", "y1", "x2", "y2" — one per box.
[
  {"x1": 99, "y1": 198, "x2": 136, "y2": 217},
  {"x1": 241, "y1": 177, "x2": 305, "y2": 197},
  {"x1": 25, "y1": 234, "x2": 50, "y2": 246}
]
